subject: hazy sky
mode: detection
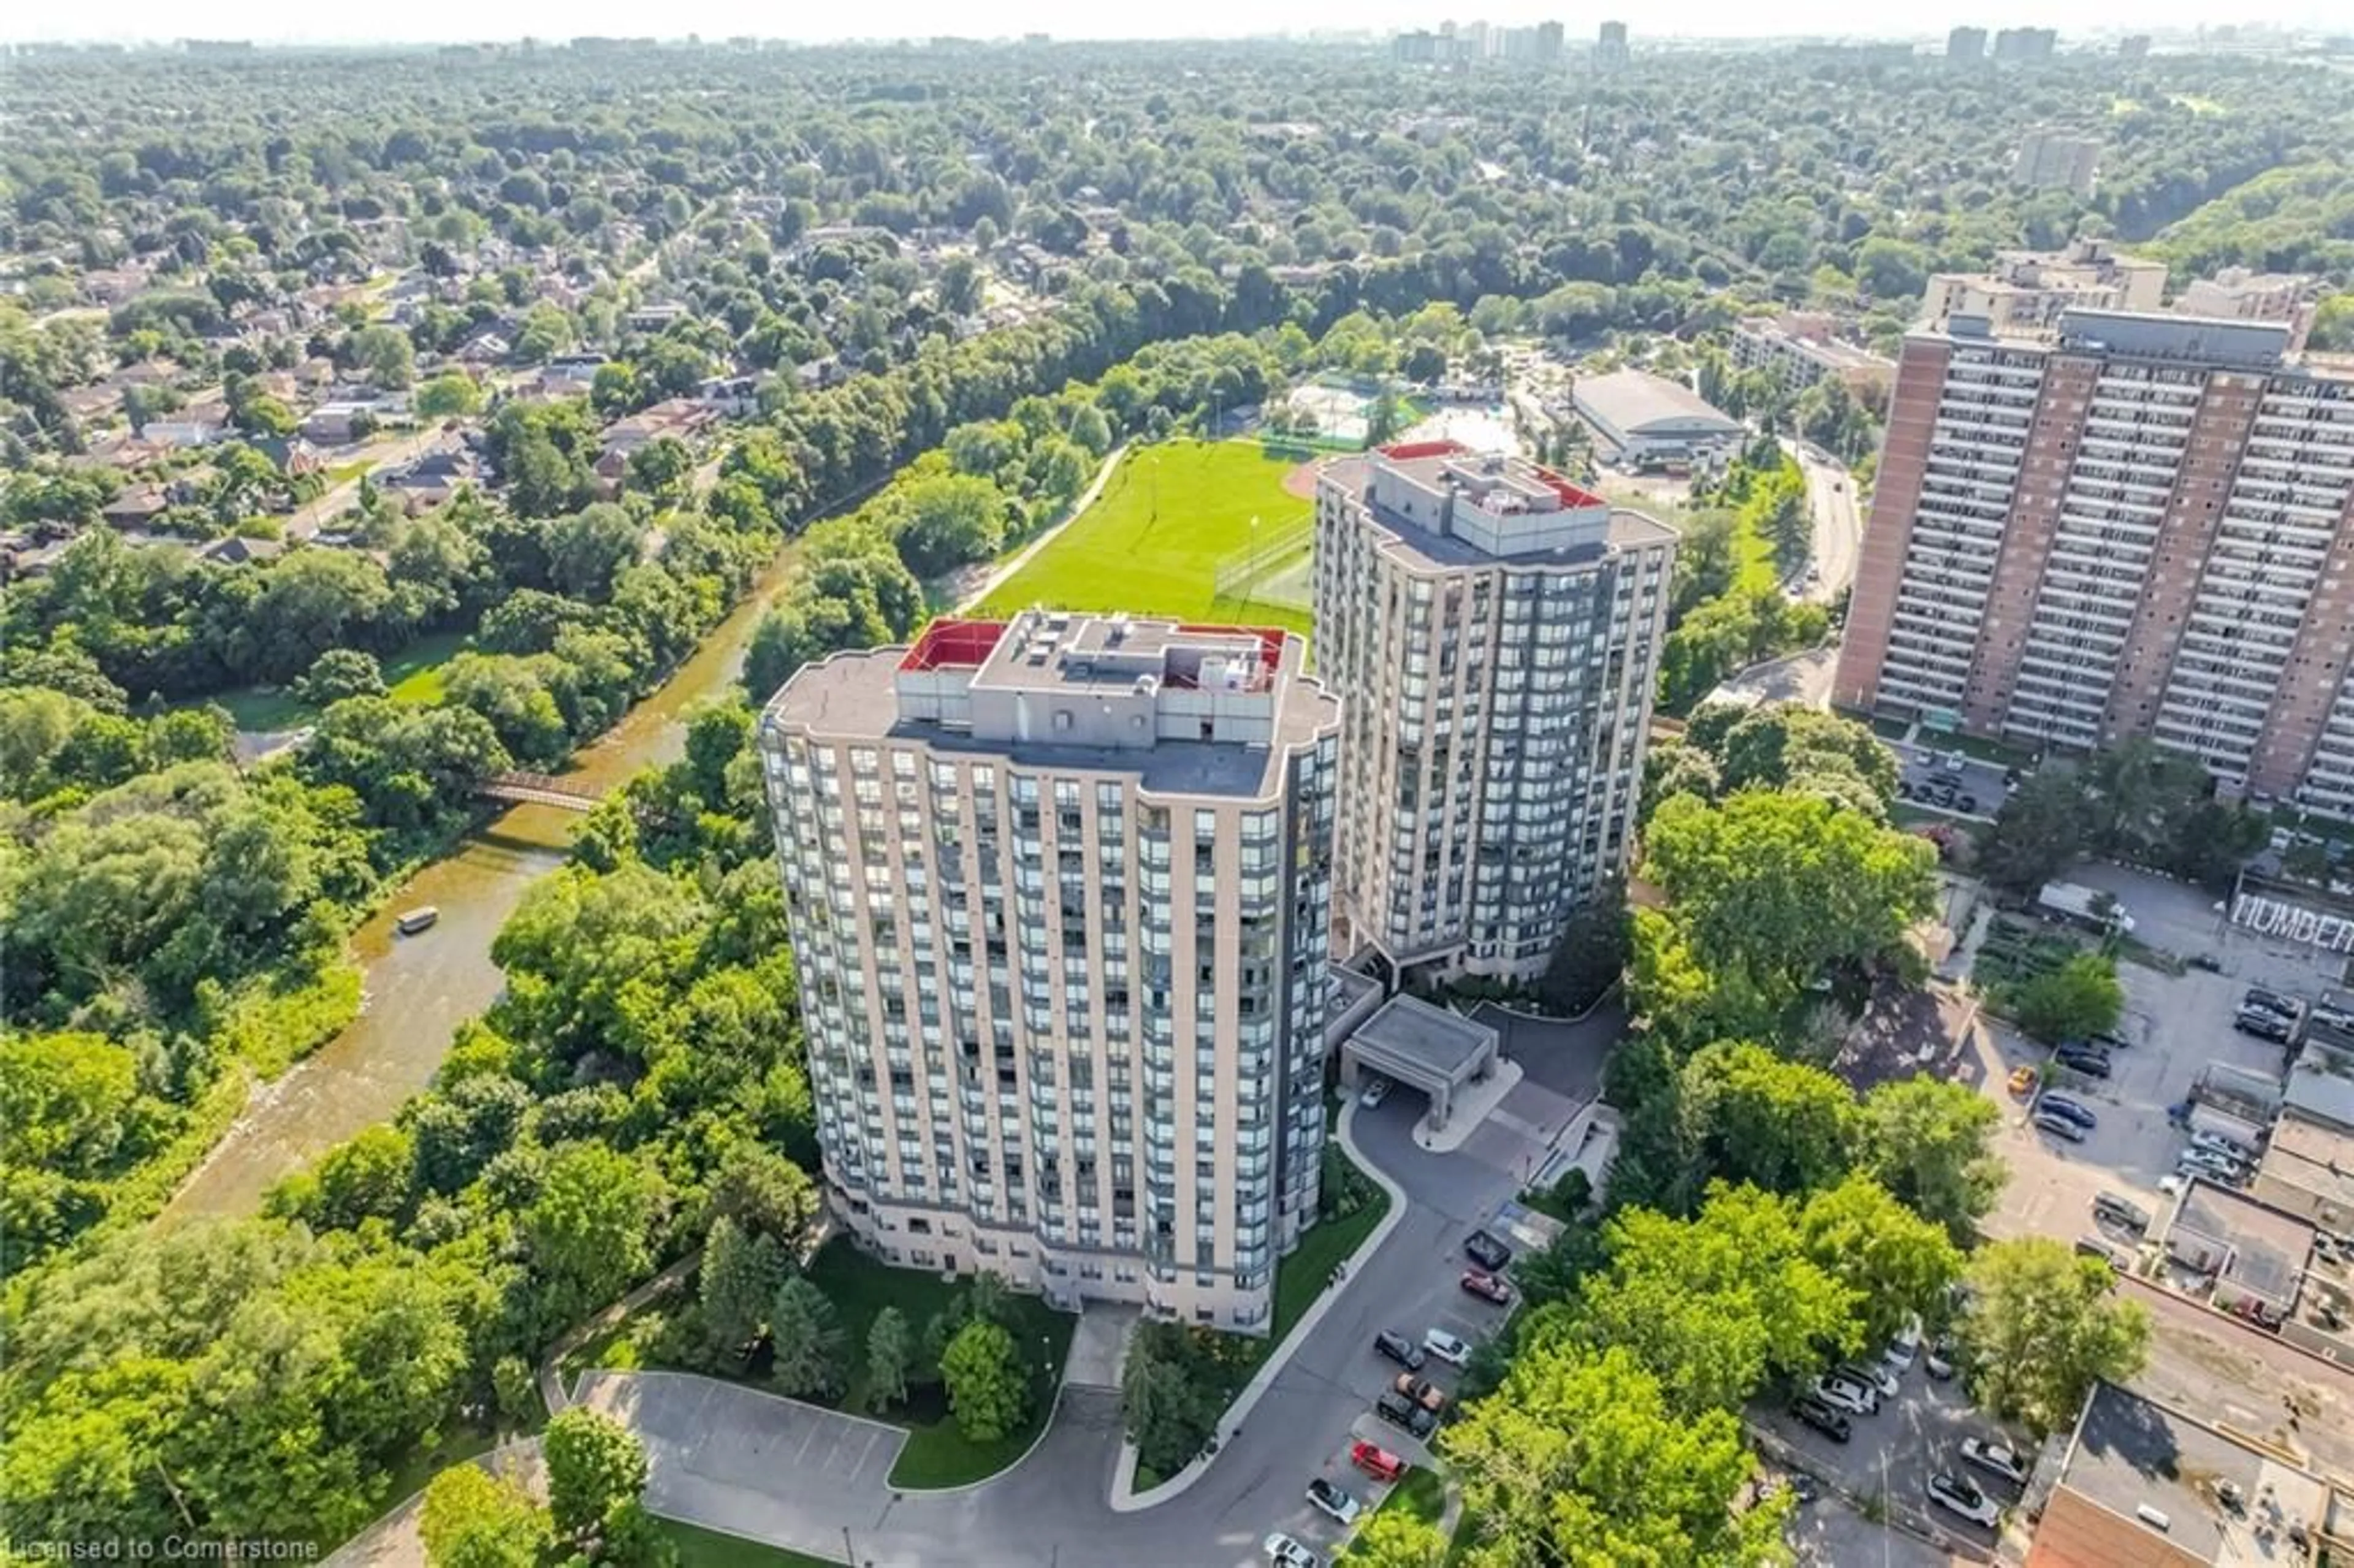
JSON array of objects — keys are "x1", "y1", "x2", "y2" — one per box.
[{"x1": 4, "y1": 0, "x2": 2328, "y2": 46}]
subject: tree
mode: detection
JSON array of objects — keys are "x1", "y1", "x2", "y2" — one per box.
[
  {"x1": 937, "y1": 253, "x2": 983, "y2": 315},
  {"x1": 543, "y1": 1407, "x2": 649, "y2": 1543},
  {"x1": 707, "y1": 1142, "x2": 820, "y2": 1246},
  {"x1": 1579, "y1": 1185, "x2": 1859, "y2": 1415},
  {"x1": 625, "y1": 436, "x2": 694, "y2": 503},
  {"x1": 2011, "y1": 952, "x2": 2125, "y2": 1043},
  {"x1": 1352, "y1": 1509, "x2": 1450, "y2": 1568},
  {"x1": 883, "y1": 473, "x2": 1007, "y2": 577},
  {"x1": 1441, "y1": 1342, "x2": 1786, "y2": 1567},
  {"x1": 1957, "y1": 1238, "x2": 2151, "y2": 1438},
  {"x1": 1978, "y1": 768, "x2": 2090, "y2": 895},
  {"x1": 297, "y1": 647, "x2": 386, "y2": 707},
  {"x1": 1534, "y1": 879, "x2": 1629, "y2": 1015},
  {"x1": 347, "y1": 324, "x2": 417, "y2": 389},
  {"x1": 866, "y1": 1306, "x2": 913, "y2": 1412},
  {"x1": 416, "y1": 372, "x2": 484, "y2": 420},
  {"x1": 546, "y1": 503, "x2": 646, "y2": 601},
  {"x1": 524, "y1": 1144, "x2": 660, "y2": 1321},
  {"x1": 1857, "y1": 1076, "x2": 2006, "y2": 1244},
  {"x1": 1678, "y1": 1041, "x2": 1855, "y2": 1197},
  {"x1": 419, "y1": 1464, "x2": 549, "y2": 1568},
  {"x1": 939, "y1": 1318, "x2": 1028, "y2": 1442},
  {"x1": 1639, "y1": 790, "x2": 1937, "y2": 1030},
  {"x1": 767, "y1": 1275, "x2": 846, "y2": 1399},
  {"x1": 698, "y1": 1215, "x2": 787, "y2": 1367},
  {"x1": 1798, "y1": 1174, "x2": 1963, "y2": 1350}
]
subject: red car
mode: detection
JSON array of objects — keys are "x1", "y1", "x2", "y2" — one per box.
[
  {"x1": 1350, "y1": 1440, "x2": 1404, "y2": 1483},
  {"x1": 1461, "y1": 1268, "x2": 1513, "y2": 1304}
]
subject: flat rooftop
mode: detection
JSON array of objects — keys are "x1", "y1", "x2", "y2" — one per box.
[
  {"x1": 1352, "y1": 994, "x2": 1497, "y2": 1078},
  {"x1": 1322, "y1": 444, "x2": 1676, "y2": 571},
  {"x1": 2261, "y1": 1111, "x2": 2354, "y2": 1217},
  {"x1": 2042, "y1": 1382, "x2": 2328, "y2": 1568},
  {"x1": 765, "y1": 610, "x2": 1337, "y2": 801},
  {"x1": 2167, "y1": 1180, "x2": 2317, "y2": 1306}
]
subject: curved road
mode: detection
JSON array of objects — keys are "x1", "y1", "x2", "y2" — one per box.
[{"x1": 581, "y1": 1097, "x2": 1530, "y2": 1567}]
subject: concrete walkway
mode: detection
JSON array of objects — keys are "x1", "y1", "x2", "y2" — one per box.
[{"x1": 955, "y1": 443, "x2": 1129, "y2": 609}]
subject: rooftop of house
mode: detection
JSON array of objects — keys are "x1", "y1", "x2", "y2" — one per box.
[
  {"x1": 2038, "y1": 1382, "x2": 2329, "y2": 1568},
  {"x1": 2166, "y1": 1179, "x2": 2318, "y2": 1307}
]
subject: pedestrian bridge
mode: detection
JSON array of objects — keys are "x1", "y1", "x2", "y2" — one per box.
[{"x1": 478, "y1": 771, "x2": 601, "y2": 812}]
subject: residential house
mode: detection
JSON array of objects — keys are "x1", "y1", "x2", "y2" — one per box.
[
  {"x1": 196, "y1": 535, "x2": 288, "y2": 567},
  {"x1": 141, "y1": 417, "x2": 226, "y2": 449},
  {"x1": 455, "y1": 330, "x2": 512, "y2": 365},
  {"x1": 378, "y1": 448, "x2": 486, "y2": 512},
  {"x1": 695, "y1": 373, "x2": 763, "y2": 417},
  {"x1": 625, "y1": 302, "x2": 690, "y2": 333},
  {"x1": 102, "y1": 485, "x2": 171, "y2": 530}
]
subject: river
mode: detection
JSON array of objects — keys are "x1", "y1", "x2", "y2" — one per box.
[{"x1": 161, "y1": 544, "x2": 803, "y2": 1221}]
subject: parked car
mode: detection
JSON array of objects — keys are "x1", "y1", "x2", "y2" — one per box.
[
  {"x1": 2054, "y1": 1048, "x2": 2112, "y2": 1079},
  {"x1": 1956, "y1": 793, "x2": 1978, "y2": 814},
  {"x1": 1305, "y1": 1477, "x2": 1361, "y2": 1526},
  {"x1": 1349, "y1": 1441, "x2": 1404, "y2": 1483},
  {"x1": 1960, "y1": 1437, "x2": 2030, "y2": 1487},
  {"x1": 1375, "y1": 1390, "x2": 1438, "y2": 1439},
  {"x1": 1927, "y1": 1472, "x2": 2000, "y2": 1528},
  {"x1": 2076, "y1": 1234, "x2": 2128, "y2": 1271},
  {"x1": 1882, "y1": 1314, "x2": 1922, "y2": 1372},
  {"x1": 1373, "y1": 1330, "x2": 1426, "y2": 1371},
  {"x1": 2157, "y1": 1174, "x2": 2188, "y2": 1199},
  {"x1": 1393, "y1": 1372, "x2": 1446, "y2": 1412},
  {"x1": 1813, "y1": 1377, "x2": 1875, "y2": 1417},
  {"x1": 1924, "y1": 1338, "x2": 1957, "y2": 1381},
  {"x1": 1423, "y1": 1329, "x2": 1471, "y2": 1367},
  {"x1": 1839, "y1": 1361, "x2": 1899, "y2": 1400},
  {"x1": 2006, "y1": 1065, "x2": 2038, "y2": 1097},
  {"x1": 1264, "y1": 1532, "x2": 1322, "y2": 1568},
  {"x1": 2244, "y1": 988, "x2": 2300, "y2": 1019},
  {"x1": 2033, "y1": 1110, "x2": 2088, "y2": 1142},
  {"x1": 1461, "y1": 1269, "x2": 1513, "y2": 1305},
  {"x1": 2234, "y1": 1010, "x2": 2293, "y2": 1043},
  {"x1": 2092, "y1": 1192, "x2": 2152, "y2": 1233},
  {"x1": 1790, "y1": 1396, "x2": 1852, "y2": 1443},
  {"x1": 2227, "y1": 1295, "x2": 2286, "y2": 1331},
  {"x1": 1359, "y1": 1076, "x2": 1390, "y2": 1109},
  {"x1": 2192, "y1": 1130, "x2": 2257, "y2": 1162},
  {"x1": 1463, "y1": 1230, "x2": 1513, "y2": 1271},
  {"x1": 2179, "y1": 1148, "x2": 2245, "y2": 1182},
  {"x1": 2039, "y1": 1094, "x2": 2098, "y2": 1130}
]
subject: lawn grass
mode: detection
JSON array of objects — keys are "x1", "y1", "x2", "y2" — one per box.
[
  {"x1": 172, "y1": 628, "x2": 471, "y2": 733},
  {"x1": 800, "y1": 1239, "x2": 1076, "y2": 1490},
  {"x1": 384, "y1": 628, "x2": 471, "y2": 706},
  {"x1": 977, "y1": 439, "x2": 1312, "y2": 635},
  {"x1": 1271, "y1": 1161, "x2": 1391, "y2": 1345},
  {"x1": 653, "y1": 1520, "x2": 842, "y2": 1568}
]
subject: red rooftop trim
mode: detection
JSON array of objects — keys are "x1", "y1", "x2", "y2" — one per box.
[
  {"x1": 1376, "y1": 439, "x2": 1466, "y2": 461},
  {"x1": 899, "y1": 617, "x2": 1007, "y2": 671},
  {"x1": 1533, "y1": 466, "x2": 1609, "y2": 509}
]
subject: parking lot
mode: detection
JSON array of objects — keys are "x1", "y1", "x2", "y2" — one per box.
[
  {"x1": 1969, "y1": 865, "x2": 2332, "y2": 1249},
  {"x1": 1891, "y1": 740, "x2": 2009, "y2": 821},
  {"x1": 1753, "y1": 1363, "x2": 2011, "y2": 1559}
]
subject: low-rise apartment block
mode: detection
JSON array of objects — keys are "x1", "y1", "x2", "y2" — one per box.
[
  {"x1": 1314, "y1": 442, "x2": 1677, "y2": 983},
  {"x1": 1924, "y1": 239, "x2": 2168, "y2": 336},
  {"x1": 1835, "y1": 308, "x2": 2354, "y2": 818},
  {"x1": 1730, "y1": 312, "x2": 1897, "y2": 403},
  {"x1": 758, "y1": 611, "x2": 1341, "y2": 1331}
]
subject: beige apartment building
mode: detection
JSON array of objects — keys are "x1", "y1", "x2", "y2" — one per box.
[
  {"x1": 758, "y1": 611, "x2": 1341, "y2": 1331},
  {"x1": 1314, "y1": 441, "x2": 1677, "y2": 983},
  {"x1": 1835, "y1": 308, "x2": 2354, "y2": 818},
  {"x1": 1924, "y1": 238, "x2": 2167, "y2": 337},
  {"x1": 1730, "y1": 311, "x2": 1897, "y2": 403}
]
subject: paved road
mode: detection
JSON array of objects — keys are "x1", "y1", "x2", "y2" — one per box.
[
  {"x1": 567, "y1": 1084, "x2": 1539, "y2": 1567},
  {"x1": 1789, "y1": 443, "x2": 1862, "y2": 603}
]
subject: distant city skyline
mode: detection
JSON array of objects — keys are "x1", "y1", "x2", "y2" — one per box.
[{"x1": 3, "y1": 1, "x2": 2336, "y2": 48}]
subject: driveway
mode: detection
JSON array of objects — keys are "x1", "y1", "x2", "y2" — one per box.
[{"x1": 550, "y1": 1085, "x2": 1534, "y2": 1567}]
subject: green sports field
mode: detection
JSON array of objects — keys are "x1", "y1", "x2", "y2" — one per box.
[{"x1": 977, "y1": 440, "x2": 1313, "y2": 636}]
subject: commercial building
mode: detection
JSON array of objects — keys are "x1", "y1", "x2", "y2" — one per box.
[
  {"x1": 2119, "y1": 32, "x2": 2152, "y2": 60},
  {"x1": 1533, "y1": 21, "x2": 1564, "y2": 63},
  {"x1": 2014, "y1": 128, "x2": 2103, "y2": 197},
  {"x1": 1314, "y1": 441, "x2": 1677, "y2": 983},
  {"x1": 1946, "y1": 25, "x2": 1988, "y2": 60},
  {"x1": 1595, "y1": 20, "x2": 1629, "y2": 69},
  {"x1": 2177, "y1": 267, "x2": 2322, "y2": 354},
  {"x1": 2029, "y1": 1382, "x2": 2349, "y2": 1567},
  {"x1": 1923, "y1": 238, "x2": 2168, "y2": 337},
  {"x1": 1569, "y1": 369, "x2": 1743, "y2": 467},
  {"x1": 758, "y1": 610, "x2": 1342, "y2": 1332},
  {"x1": 1834, "y1": 308, "x2": 2354, "y2": 817},
  {"x1": 1730, "y1": 312, "x2": 1898, "y2": 402},
  {"x1": 1992, "y1": 25, "x2": 2058, "y2": 60}
]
